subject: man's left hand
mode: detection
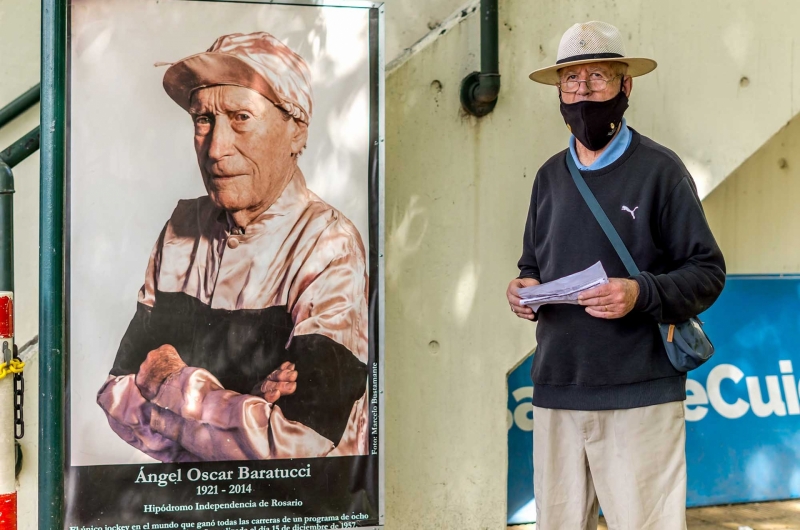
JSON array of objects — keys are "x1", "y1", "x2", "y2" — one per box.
[
  {"x1": 578, "y1": 278, "x2": 640, "y2": 319},
  {"x1": 136, "y1": 345, "x2": 187, "y2": 401}
]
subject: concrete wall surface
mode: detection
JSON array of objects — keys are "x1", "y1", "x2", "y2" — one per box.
[
  {"x1": 384, "y1": 0, "x2": 468, "y2": 66},
  {"x1": 703, "y1": 112, "x2": 800, "y2": 274},
  {"x1": 384, "y1": 0, "x2": 800, "y2": 528}
]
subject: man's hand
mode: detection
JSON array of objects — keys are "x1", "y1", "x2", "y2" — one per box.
[
  {"x1": 261, "y1": 361, "x2": 298, "y2": 404},
  {"x1": 507, "y1": 277, "x2": 541, "y2": 321},
  {"x1": 578, "y1": 278, "x2": 640, "y2": 319},
  {"x1": 135, "y1": 345, "x2": 187, "y2": 401}
]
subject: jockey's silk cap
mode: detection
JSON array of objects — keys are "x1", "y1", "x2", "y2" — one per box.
[{"x1": 162, "y1": 32, "x2": 313, "y2": 125}]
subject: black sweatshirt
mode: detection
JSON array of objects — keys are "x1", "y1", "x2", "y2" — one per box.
[{"x1": 518, "y1": 129, "x2": 726, "y2": 410}]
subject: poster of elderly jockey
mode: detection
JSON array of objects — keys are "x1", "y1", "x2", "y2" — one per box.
[{"x1": 65, "y1": 0, "x2": 384, "y2": 527}]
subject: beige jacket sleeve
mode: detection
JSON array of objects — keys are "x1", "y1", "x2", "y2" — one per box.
[{"x1": 98, "y1": 368, "x2": 335, "y2": 461}]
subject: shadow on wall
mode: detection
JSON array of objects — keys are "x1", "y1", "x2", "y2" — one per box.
[{"x1": 387, "y1": 196, "x2": 428, "y2": 289}]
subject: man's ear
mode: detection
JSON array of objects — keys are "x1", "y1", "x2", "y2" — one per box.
[
  {"x1": 622, "y1": 75, "x2": 633, "y2": 98},
  {"x1": 289, "y1": 120, "x2": 309, "y2": 156}
]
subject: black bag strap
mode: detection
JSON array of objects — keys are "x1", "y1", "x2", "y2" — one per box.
[{"x1": 565, "y1": 153, "x2": 641, "y2": 277}]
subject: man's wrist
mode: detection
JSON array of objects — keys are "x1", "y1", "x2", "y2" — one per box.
[
  {"x1": 631, "y1": 275, "x2": 648, "y2": 312},
  {"x1": 629, "y1": 278, "x2": 640, "y2": 297}
]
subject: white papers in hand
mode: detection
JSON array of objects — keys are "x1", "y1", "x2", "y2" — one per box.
[{"x1": 518, "y1": 261, "x2": 609, "y2": 312}]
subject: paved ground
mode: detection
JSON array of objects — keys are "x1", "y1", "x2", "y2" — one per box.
[
  {"x1": 510, "y1": 499, "x2": 800, "y2": 529},
  {"x1": 661, "y1": 500, "x2": 800, "y2": 529}
]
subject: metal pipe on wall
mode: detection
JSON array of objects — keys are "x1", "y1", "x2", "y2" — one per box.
[
  {"x1": 460, "y1": 0, "x2": 501, "y2": 117},
  {"x1": 39, "y1": 0, "x2": 68, "y2": 528},
  {"x1": 479, "y1": 0, "x2": 499, "y2": 80}
]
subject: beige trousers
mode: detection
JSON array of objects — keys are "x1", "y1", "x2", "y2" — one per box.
[{"x1": 533, "y1": 401, "x2": 687, "y2": 530}]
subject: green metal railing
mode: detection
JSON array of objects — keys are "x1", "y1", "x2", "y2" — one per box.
[
  {"x1": 0, "y1": 85, "x2": 40, "y2": 130},
  {"x1": 1, "y1": 126, "x2": 41, "y2": 169}
]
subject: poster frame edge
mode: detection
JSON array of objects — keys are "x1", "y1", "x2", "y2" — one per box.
[
  {"x1": 179, "y1": 0, "x2": 384, "y2": 9},
  {"x1": 376, "y1": 3, "x2": 385, "y2": 526}
]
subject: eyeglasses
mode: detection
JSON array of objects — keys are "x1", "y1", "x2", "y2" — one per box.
[{"x1": 557, "y1": 74, "x2": 621, "y2": 94}]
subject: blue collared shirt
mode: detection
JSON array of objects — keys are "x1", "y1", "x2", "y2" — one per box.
[{"x1": 569, "y1": 118, "x2": 631, "y2": 170}]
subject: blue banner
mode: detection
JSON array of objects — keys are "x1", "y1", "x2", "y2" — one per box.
[
  {"x1": 507, "y1": 355, "x2": 535, "y2": 524},
  {"x1": 507, "y1": 276, "x2": 800, "y2": 524}
]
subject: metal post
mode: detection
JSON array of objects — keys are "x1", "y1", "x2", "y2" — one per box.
[
  {"x1": 0, "y1": 163, "x2": 13, "y2": 296},
  {"x1": 0, "y1": 161, "x2": 16, "y2": 530},
  {"x1": 40, "y1": 0, "x2": 67, "y2": 528}
]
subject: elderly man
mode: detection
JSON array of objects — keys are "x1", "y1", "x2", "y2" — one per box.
[
  {"x1": 97, "y1": 32, "x2": 369, "y2": 462},
  {"x1": 506, "y1": 22, "x2": 725, "y2": 529}
]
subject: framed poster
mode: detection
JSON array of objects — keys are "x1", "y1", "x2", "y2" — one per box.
[{"x1": 65, "y1": 1, "x2": 384, "y2": 528}]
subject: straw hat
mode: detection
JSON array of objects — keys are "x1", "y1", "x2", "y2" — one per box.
[{"x1": 529, "y1": 21, "x2": 657, "y2": 85}]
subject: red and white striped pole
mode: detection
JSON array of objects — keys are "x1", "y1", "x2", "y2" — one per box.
[{"x1": 0, "y1": 293, "x2": 15, "y2": 530}]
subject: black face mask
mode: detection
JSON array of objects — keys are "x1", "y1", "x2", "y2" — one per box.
[{"x1": 559, "y1": 88, "x2": 629, "y2": 151}]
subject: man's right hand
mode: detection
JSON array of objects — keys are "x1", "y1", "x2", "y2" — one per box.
[
  {"x1": 507, "y1": 277, "x2": 541, "y2": 321},
  {"x1": 261, "y1": 361, "x2": 298, "y2": 404}
]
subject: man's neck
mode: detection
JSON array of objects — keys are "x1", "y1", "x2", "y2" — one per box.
[
  {"x1": 574, "y1": 128, "x2": 620, "y2": 167},
  {"x1": 228, "y1": 166, "x2": 299, "y2": 230},
  {"x1": 229, "y1": 208, "x2": 265, "y2": 231}
]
